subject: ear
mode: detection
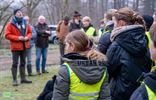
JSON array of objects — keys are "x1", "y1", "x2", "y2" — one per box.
[
  {"x1": 69, "y1": 42, "x2": 76, "y2": 52},
  {"x1": 118, "y1": 20, "x2": 126, "y2": 26}
]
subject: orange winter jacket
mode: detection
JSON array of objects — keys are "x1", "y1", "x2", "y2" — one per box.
[{"x1": 5, "y1": 19, "x2": 32, "y2": 51}]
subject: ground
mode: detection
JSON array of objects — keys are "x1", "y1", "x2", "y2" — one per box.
[{"x1": 0, "y1": 44, "x2": 60, "y2": 100}]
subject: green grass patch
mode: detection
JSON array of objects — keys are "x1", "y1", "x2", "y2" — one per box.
[{"x1": 0, "y1": 66, "x2": 59, "y2": 100}]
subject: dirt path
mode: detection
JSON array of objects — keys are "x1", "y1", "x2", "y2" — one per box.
[{"x1": 0, "y1": 48, "x2": 60, "y2": 71}]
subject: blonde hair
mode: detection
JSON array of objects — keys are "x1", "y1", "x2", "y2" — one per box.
[{"x1": 82, "y1": 16, "x2": 91, "y2": 22}]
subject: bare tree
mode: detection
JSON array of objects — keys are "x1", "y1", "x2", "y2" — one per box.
[
  {"x1": 0, "y1": 0, "x2": 14, "y2": 37},
  {"x1": 20, "y1": 0, "x2": 41, "y2": 22}
]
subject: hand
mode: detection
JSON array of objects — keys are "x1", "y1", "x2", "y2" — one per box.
[
  {"x1": 24, "y1": 36, "x2": 29, "y2": 41},
  {"x1": 18, "y1": 36, "x2": 25, "y2": 41},
  {"x1": 45, "y1": 30, "x2": 51, "y2": 35},
  {"x1": 87, "y1": 49, "x2": 107, "y2": 61}
]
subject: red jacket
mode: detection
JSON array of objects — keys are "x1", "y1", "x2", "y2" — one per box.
[{"x1": 5, "y1": 19, "x2": 32, "y2": 51}]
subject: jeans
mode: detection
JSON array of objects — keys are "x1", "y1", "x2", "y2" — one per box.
[
  {"x1": 35, "y1": 47, "x2": 48, "y2": 71},
  {"x1": 26, "y1": 46, "x2": 33, "y2": 65}
]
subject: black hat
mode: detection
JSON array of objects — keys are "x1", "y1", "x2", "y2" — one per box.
[
  {"x1": 13, "y1": 9, "x2": 22, "y2": 15},
  {"x1": 142, "y1": 15, "x2": 154, "y2": 31},
  {"x1": 73, "y1": 11, "x2": 81, "y2": 17}
]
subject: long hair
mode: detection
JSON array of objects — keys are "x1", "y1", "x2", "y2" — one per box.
[
  {"x1": 64, "y1": 30, "x2": 90, "y2": 52},
  {"x1": 113, "y1": 7, "x2": 145, "y2": 27}
]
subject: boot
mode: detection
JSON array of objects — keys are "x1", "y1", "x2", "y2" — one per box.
[
  {"x1": 27, "y1": 64, "x2": 34, "y2": 76},
  {"x1": 37, "y1": 70, "x2": 41, "y2": 75},
  {"x1": 20, "y1": 66, "x2": 32, "y2": 84},
  {"x1": 42, "y1": 70, "x2": 49, "y2": 74},
  {"x1": 11, "y1": 67, "x2": 18, "y2": 86}
]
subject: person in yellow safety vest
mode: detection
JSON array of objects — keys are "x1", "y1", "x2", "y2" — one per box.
[
  {"x1": 142, "y1": 15, "x2": 154, "y2": 48},
  {"x1": 130, "y1": 66, "x2": 156, "y2": 100},
  {"x1": 130, "y1": 16, "x2": 156, "y2": 100},
  {"x1": 98, "y1": 19, "x2": 105, "y2": 38},
  {"x1": 82, "y1": 16, "x2": 96, "y2": 37},
  {"x1": 52, "y1": 30, "x2": 111, "y2": 100},
  {"x1": 97, "y1": 9, "x2": 117, "y2": 54}
]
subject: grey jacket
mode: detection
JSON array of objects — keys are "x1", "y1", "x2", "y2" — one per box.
[{"x1": 52, "y1": 53, "x2": 111, "y2": 100}]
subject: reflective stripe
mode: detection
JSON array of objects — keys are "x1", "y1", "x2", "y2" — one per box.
[
  {"x1": 69, "y1": 96, "x2": 78, "y2": 100},
  {"x1": 63, "y1": 62, "x2": 106, "y2": 100},
  {"x1": 70, "y1": 90, "x2": 99, "y2": 97}
]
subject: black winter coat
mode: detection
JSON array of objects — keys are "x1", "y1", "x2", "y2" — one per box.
[
  {"x1": 106, "y1": 25, "x2": 152, "y2": 100},
  {"x1": 97, "y1": 22, "x2": 114, "y2": 54},
  {"x1": 69, "y1": 20, "x2": 83, "y2": 32},
  {"x1": 35, "y1": 23, "x2": 50, "y2": 48}
]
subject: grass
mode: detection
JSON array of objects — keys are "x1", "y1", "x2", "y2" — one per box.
[{"x1": 0, "y1": 66, "x2": 59, "y2": 100}]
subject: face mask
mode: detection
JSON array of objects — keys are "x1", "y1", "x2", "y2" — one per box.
[{"x1": 15, "y1": 16, "x2": 23, "y2": 23}]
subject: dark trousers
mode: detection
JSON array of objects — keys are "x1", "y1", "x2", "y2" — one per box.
[
  {"x1": 12, "y1": 50, "x2": 26, "y2": 68},
  {"x1": 11, "y1": 50, "x2": 26, "y2": 80},
  {"x1": 59, "y1": 42, "x2": 65, "y2": 64}
]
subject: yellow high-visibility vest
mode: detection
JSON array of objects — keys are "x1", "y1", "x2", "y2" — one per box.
[
  {"x1": 145, "y1": 84, "x2": 156, "y2": 100},
  {"x1": 146, "y1": 31, "x2": 151, "y2": 48},
  {"x1": 63, "y1": 62, "x2": 106, "y2": 100},
  {"x1": 82, "y1": 27, "x2": 96, "y2": 37}
]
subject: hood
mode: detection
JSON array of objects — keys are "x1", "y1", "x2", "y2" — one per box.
[
  {"x1": 144, "y1": 71, "x2": 156, "y2": 93},
  {"x1": 111, "y1": 25, "x2": 147, "y2": 57},
  {"x1": 62, "y1": 53, "x2": 106, "y2": 84}
]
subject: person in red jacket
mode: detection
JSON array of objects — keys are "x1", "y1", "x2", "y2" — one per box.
[{"x1": 5, "y1": 9, "x2": 32, "y2": 86}]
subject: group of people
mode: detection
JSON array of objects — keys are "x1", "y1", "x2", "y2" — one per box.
[
  {"x1": 4, "y1": 9, "x2": 51, "y2": 86},
  {"x1": 4, "y1": 7, "x2": 156, "y2": 100}
]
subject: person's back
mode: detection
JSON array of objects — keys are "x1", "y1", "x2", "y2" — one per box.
[
  {"x1": 130, "y1": 15, "x2": 156, "y2": 100},
  {"x1": 130, "y1": 68, "x2": 156, "y2": 100},
  {"x1": 106, "y1": 7, "x2": 152, "y2": 100},
  {"x1": 52, "y1": 30, "x2": 111, "y2": 100}
]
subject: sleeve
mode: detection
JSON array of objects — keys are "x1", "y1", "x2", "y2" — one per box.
[
  {"x1": 52, "y1": 66, "x2": 70, "y2": 100},
  {"x1": 69, "y1": 22, "x2": 73, "y2": 32},
  {"x1": 106, "y1": 43, "x2": 121, "y2": 78},
  {"x1": 98, "y1": 71, "x2": 111, "y2": 100},
  {"x1": 26, "y1": 24, "x2": 32, "y2": 40},
  {"x1": 56, "y1": 21, "x2": 62, "y2": 39},
  {"x1": 130, "y1": 85, "x2": 147, "y2": 100},
  {"x1": 30, "y1": 25, "x2": 37, "y2": 39},
  {"x1": 97, "y1": 32, "x2": 111, "y2": 54},
  {"x1": 4, "y1": 23, "x2": 19, "y2": 41}
]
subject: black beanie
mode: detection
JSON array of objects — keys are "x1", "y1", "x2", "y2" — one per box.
[
  {"x1": 13, "y1": 9, "x2": 21, "y2": 15},
  {"x1": 143, "y1": 15, "x2": 154, "y2": 31}
]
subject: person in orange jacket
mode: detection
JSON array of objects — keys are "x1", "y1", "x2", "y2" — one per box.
[{"x1": 5, "y1": 8, "x2": 32, "y2": 86}]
